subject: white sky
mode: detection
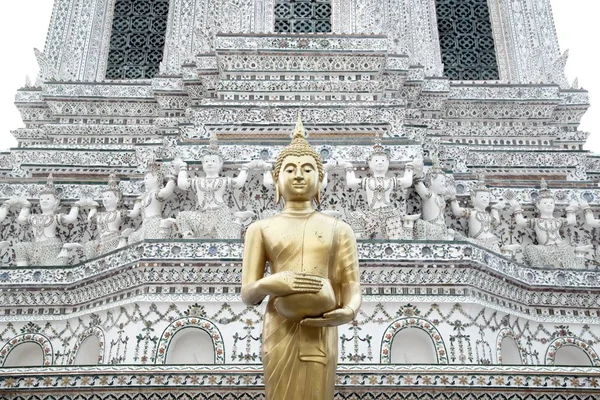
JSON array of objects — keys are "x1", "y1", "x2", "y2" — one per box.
[{"x1": 0, "y1": 0, "x2": 598, "y2": 152}]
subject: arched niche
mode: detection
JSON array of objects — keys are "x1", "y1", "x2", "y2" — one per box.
[
  {"x1": 381, "y1": 317, "x2": 448, "y2": 364},
  {"x1": 165, "y1": 327, "x2": 215, "y2": 364},
  {"x1": 69, "y1": 327, "x2": 105, "y2": 365},
  {"x1": 545, "y1": 336, "x2": 600, "y2": 366},
  {"x1": 156, "y1": 317, "x2": 225, "y2": 364},
  {"x1": 390, "y1": 327, "x2": 437, "y2": 364},
  {"x1": 554, "y1": 346, "x2": 593, "y2": 366},
  {"x1": 0, "y1": 333, "x2": 53, "y2": 366},
  {"x1": 500, "y1": 336, "x2": 522, "y2": 365},
  {"x1": 3, "y1": 342, "x2": 44, "y2": 367},
  {"x1": 73, "y1": 335, "x2": 102, "y2": 366},
  {"x1": 496, "y1": 328, "x2": 524, "y2": 365}
]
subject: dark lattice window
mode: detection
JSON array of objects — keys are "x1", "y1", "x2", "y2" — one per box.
[
  {"x1": 435, "y1": 0, "x2": 499, "y2": 80},
  {"x1": 105, "y1": 0, "x2": 169, "y2": 80},
  {"x1": 274, "y1": 0, "x2": 332, "y2": 33}
]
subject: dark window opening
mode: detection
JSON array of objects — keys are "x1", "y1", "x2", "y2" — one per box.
[
  {"x1": 274, "y1": 0, "x2": 332, "y2": 33},
  {"x1": 435, "y1": 0, "x2": 500, "y2": 80},
  {"x1": 106, "y1": 0, "x2": 169, "y2": 80}
]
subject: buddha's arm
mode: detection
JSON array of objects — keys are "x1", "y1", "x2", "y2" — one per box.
[
  {"x1": 241, "y1": 223, "x2": 269, "y2": 305},
  {"x1": 242, "y1": 223, "x2": 324, "y2": 306},
  {"x1": 302, "y1": 223, "x2": 361, "y2": 327},
  {"x1": 339, "y1": 224, "x2": 362, "y2": 318}
]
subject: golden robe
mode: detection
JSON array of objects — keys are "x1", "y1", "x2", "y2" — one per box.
[{"x1": 243, "y1": 211, "x2": 360, "y2": 400}]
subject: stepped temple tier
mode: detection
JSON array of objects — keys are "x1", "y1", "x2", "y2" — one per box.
[{"x1": 1, "y1": 1, "x2": 600, "y2": 399}]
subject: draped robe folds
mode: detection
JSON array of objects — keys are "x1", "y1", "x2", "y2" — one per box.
[{"x1": 243, "y1": 211, "x2": 360, "y2": 400}]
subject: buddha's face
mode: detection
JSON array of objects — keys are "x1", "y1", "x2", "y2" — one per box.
[
  {"x1": 537, "y1": 198, "x2": 555, "y2": 214},
  {"x1": 368, "y1": 154, "x2": 389, "y2": 175},
  {"x1": 202, "y1": 155, "x2": 223, "y2": 175},
  {"x1": 278, "y1": 155, "x2": 320, "y2": 202},
  {"x1": 472, "y1": 191, "x2": 490, "y2": 210},
  {"x1": 144, "y1": 172, "x2": 160, "y2": 191},
  {"x1": 102, "y1": 190, "x2": 119, "y2": 211},
  {"x1": 39, "y1": 194, "x2": 59, "y2": 213}
]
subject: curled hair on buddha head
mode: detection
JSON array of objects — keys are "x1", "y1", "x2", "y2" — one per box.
[
  {"x1": 424, "y1": 154, "x2": 444, "y2": 187},
  {"x1": 366, "y1": 134, "x2": 388, "y2": 163},
  {"x1": 273, "y1": 113, "x2": 324, "y2": 205}
]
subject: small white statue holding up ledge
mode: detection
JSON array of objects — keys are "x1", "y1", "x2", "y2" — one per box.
[
  {"x1": 341, "y1": 135, "x2": 415, "y2": 239},
  {"x1": 413, "y1": 156, "x2": 455, "y2": 240},
  {"x1": 448, "y1": 175, "x2": 503, "y2": 251},
  {"x1": 171, "y1": 134, "x2": 269, "y2": 239},
  {"x1": 12, "y1": 174, "x2": 81, "y2": 266},
  {"x1": 508, "y1": 179, "x2": 582, "y2": 269},
  {"x1": 124, "y1": 162, "x2": 176, "y2": 244},
  {"x1": 83, "y1": 174, "x2": 129, "y2": 259}
]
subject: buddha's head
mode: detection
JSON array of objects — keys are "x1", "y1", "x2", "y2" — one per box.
[
  {"x1": 273, "y1": 115, "x2": 324, "y2": 205},
  {"x1": 39, "y1": 174, "x2": 60, "y2": 213}
]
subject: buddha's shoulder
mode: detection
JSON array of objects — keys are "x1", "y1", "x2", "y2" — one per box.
[{"x1": 314, "y1": 212, "x2": 355, "y2": 234}]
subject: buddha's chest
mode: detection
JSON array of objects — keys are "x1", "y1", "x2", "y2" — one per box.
[{"x1": 262, "y1": 215, "x2": 335, "y2": 277}]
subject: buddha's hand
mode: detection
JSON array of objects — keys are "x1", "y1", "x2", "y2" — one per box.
[
  {"x1": 300, "y1": 306, "x2": 355, "y2": 327},
  {"x1": 261, "y1": 271, "x2": 323, "y2": 297}
]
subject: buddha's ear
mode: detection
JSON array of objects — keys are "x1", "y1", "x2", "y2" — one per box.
[
  {"x1": 315, "y1": 182, "x2": 322, "y2": 206},
  {"x1": 275, "y1": 182, "x2": 281, "y2": 206}
]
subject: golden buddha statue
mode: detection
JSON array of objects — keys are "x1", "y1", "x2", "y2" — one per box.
[{"x1": 241, "y1": 115, "x2": 362, "y2": 400}]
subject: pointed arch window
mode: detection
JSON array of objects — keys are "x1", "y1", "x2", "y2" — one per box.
[
  {"x1": 435, "y1": 0, "x2": 499, "y2": 80},
  {"x1": 105, "y1": 0, "x2": 169, "y2": 79},
  {"x1": 274, "y1": 0, "x2": 332, "y2": 33}
]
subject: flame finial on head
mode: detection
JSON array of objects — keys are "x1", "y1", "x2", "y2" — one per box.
[{"x1": 292, "y1": 112, "x2": 306, "y2": 140}]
